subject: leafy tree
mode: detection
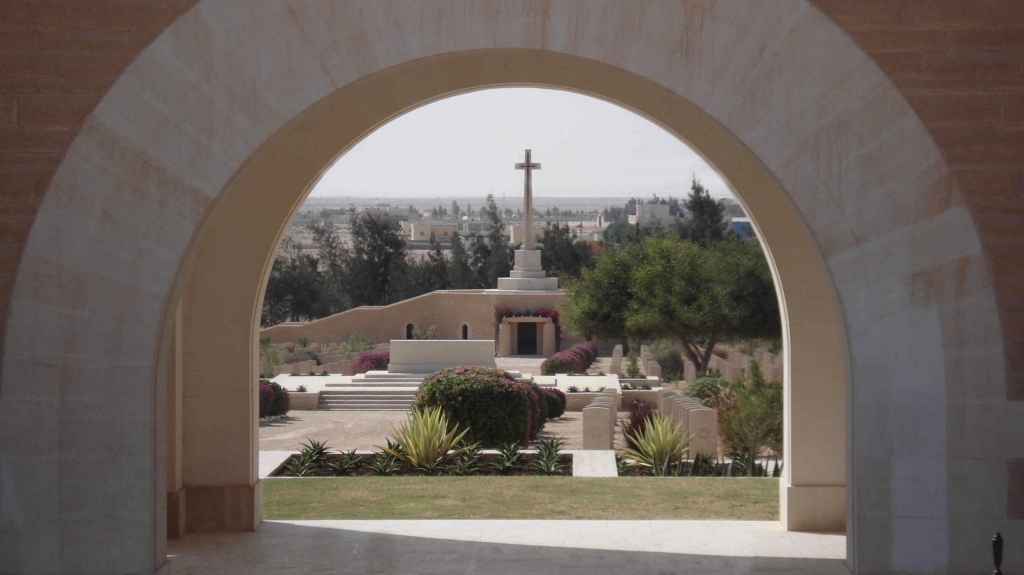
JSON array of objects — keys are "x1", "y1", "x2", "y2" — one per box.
[
  {"x1": 448, "y1": 231, "x2": 476, "y2": 289},
  {"x1": 563, "y1": 236, "x2": 779, "y2": 377},
  {"x1": 260, "y1": 237, "x2": 328, "y2": 325},
  {"x1": 451, "y1": 200, "x2": 461, "y2": 218},
  {"x1": 346, "y1": 213, "x2": 408, "y2": 306},
  {"x1": 307, "y1": 221, "x2": 350, "y2": 314},
  {"x1": 470, "y1": 194, "x2": 514, "y2": 287},
  {"x1": 602, "y1": 221, "x2": 635, "y2": 245},
  {"x1": 539, "y1": 222, "x2": 595, "y2": 279},
  {"x1": 423, "y1": 234, "x2": 450, "y2": 291},
  {"x1": 677, "y1": 177, "x2": 729, "y2": 246}
]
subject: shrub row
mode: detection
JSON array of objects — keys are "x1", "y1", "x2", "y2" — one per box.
[
  {"x1": 543, "y1": 387, "x2": 567, "y2": 418},
  {"x1": 415, "y1": 366, "x2": 562, "y2": 447},
  {"x1": 350, "y1": 350, "x2": 390, "y2": 375},
  {"x1": 259, "y1": 380, "x2": 290, "y2": 418},
  {"x1": 540, "y1": 342, "x2": 598, "y2": 375}
]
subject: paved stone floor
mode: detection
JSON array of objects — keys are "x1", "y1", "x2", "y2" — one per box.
[{"x1": 164, "y1": 520, "x2": 848, "y2": 574}]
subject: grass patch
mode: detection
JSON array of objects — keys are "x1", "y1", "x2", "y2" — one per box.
[{"x1": 263, "y1": 477, "x2": 778, "y2": 520}]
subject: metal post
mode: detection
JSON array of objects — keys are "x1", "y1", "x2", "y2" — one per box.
[{"x1": 993, "y1": 532, "x2": 1003, "y2": 575}]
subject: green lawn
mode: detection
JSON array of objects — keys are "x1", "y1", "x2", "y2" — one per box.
[{"x1": 263, "y1": 477, "x2": 778, "y2": 520}]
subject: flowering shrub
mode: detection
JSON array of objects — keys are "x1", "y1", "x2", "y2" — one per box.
[
  {"x1": 259, "y1": 380, "x2": 290, "y2": 418},
  {"x1": 415, "y1": 366, "x2": 547, "y2": 447},
  {"x1": 259, "y1": 383, "x2": 274, "y2": 417},
  {"x1": 540, "y1": 343, "x2": 597, "y2": 375},
  {"x1": 350, "y1": 350, "x2": 390, "y2": 375},
  {"x1": 543, "y1": 387, "x2": 567, "y2": 418}
]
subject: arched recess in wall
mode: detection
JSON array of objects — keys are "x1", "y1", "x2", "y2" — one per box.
[
  {"x1": 170, "y1": 49, "x2": 849, "y2": 537},
  {"x1": 462, "y1": 324, "x2": 469, "y2": 340}
]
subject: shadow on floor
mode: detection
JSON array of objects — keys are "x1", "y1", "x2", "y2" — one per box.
[
  {"x1": 165, "y1": 520, "x2": 849, "y2": 575},
  {"x1": 258, "y1": 416, "x2": 299, "y2": 428}
]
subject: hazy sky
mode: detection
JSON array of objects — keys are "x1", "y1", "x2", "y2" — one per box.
[{"x1": 308, "y1": 87, "x2": 733, "y2": 200}]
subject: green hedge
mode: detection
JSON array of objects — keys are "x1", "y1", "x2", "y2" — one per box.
[{"x1": 415, "y1": 366, "x2": 546, "y2": 447}]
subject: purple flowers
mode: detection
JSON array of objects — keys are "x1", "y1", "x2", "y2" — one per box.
[
  {"x1": 540, "y1": 342, "x2": 598, "y2": 375},
  {"x1": 351, "y1": 350, "x2": 390, "y2": 375}
]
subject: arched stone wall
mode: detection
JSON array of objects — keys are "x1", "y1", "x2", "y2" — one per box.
[{"x1": 0, "y1": 2, "x2": 1016, "y2": 575}]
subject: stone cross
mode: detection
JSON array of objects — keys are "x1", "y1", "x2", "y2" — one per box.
[{"x1": 515, "y1": 149, "x2": 541, "y2": 250}]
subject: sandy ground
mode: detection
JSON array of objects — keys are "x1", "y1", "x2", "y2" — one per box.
[{"x1": 260, "y1": 410, "x2": 634, "y2": 451}]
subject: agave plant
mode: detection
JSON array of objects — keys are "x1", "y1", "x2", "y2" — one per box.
[
  {"x1": 381, "y1": 406, "x2": 472, "y2": 473},
  {"x1": 531, "y1": 438, "x2": 565, "y2": 476},
  {"x1": 448, "y1": 445, "x2": 483, "y2": 476},
  {"x1": 490, "y1": 441, "x2": 523, "y2": 475},
  {"x1": 327, "y1": 450, "x2": 364, "y2": 476},
  {"x1": 284, "y1": 453, "x2": 317, "y2": 477},
  {"x1": 298, "y1": 438, "x2": 330, "y2": 465},
  {"x1": 368, "y1": 452, "x2": 403, "y2": 476},
  {"x1": 621, "y1": 413, "x2": 692, "y2": 476}
]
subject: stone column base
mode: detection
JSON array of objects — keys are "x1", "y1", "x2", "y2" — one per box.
[
  {"x1": 780, "y1": 483, "x2": 845, "y2": 533},
  {"x1": 167, "y1": 488, "x2": 187, "y2": 539},
  {"x1": 185, "y1": 481, "x2": 262, "y2": 532}
]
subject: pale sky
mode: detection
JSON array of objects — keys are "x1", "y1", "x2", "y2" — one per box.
[{"x1": 308, "y1": 87, "x2": 733, "y2": 200}]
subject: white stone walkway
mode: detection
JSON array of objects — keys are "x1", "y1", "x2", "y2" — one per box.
[{"x1": 164, "y1": 520, "x2": 848, "y2": 574}]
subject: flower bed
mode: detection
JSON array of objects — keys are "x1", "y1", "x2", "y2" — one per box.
[{"x1": 272, "y1": 449, "x2": 573, "y2": 477}]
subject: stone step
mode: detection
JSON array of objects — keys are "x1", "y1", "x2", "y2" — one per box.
[
  {"x1": 319, "y1": 405, "x2": 411, "y2": 411},
  {"x1": 324, "y1": 382, "x2": 421, "y2": 388}
]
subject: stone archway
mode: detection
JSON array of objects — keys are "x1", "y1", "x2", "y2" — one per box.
[{"x1": 0, "y1": 3, "x2": 1010, "y2": 574}]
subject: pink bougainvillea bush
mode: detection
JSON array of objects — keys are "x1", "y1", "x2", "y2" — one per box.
[
  {"x1": 543, "y1": 387, "x2": 567, "y2": 418},
  {"x1": 540, "y1": 343, "x2": 598, "y2": 375},
  {"x1": 415, "y1": 366, "x2": 548, "y2": 447},
  {"x1": 350, "y1": 350, "x2": 390, "y2": 375}
]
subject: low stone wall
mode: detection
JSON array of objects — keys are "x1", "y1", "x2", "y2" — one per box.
[
  {"x1": 620, "y1": 389, "x2": 661, "y2": 407},
  {"x1": 288, "y1": 392, "x2": 320, "y2": 410},
  {"x1": 566, "y1": 392, "x2": 621, "y2": 411}
]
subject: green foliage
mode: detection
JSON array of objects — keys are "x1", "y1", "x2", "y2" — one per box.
[
  {"x1": 562, "y1": 235, "x2": 779, "y2": 378},
  {"x1": 622, "y1": 413, "x2": 693, "y2": 476},
  {"x1": 490, "y1": 442, "x2": 523, "y2": 475},
  {"x1": 567, "y1": 385, "x2": 580, "y2": 393},
  {"x1": 298, "y1": 337, "x2": 310, "y2": 348},
  {"x1": 447, "y1": 444, "x2": 483, "y2": 476},
  {"x1": 602, "y1": 221, "x2": 636, "y2": 245},
  {"x1": 626, "y1": 352, "x2": 641, "y2": 378},
  {"x1": 684, "y1": 377, "x2": 728, "y2": 405},
  {"x1": 368, "y1": 453, "x2": 403, "y2": 476},
  {"x1": 296, "y1": 384, "x2": 308, "y2": 393},
  {"x1": 298, "y1": 438, "x2": 329, "y2": 463},
  {"x1": 381, "y1": 406, "x2": 472, "y2": 473},
  {"x1": 650, "y1": 340, "x2": 684, "y2": 382},
  {"x1": 415, "y1": 366, "x2": 541, "y2": 447},
  {"x1": 543, "y1": 388, "x2": 567, "y2": 418},
  {"x1": 676, "y1": 177, "x2": 730, "y2": 247},
  {"x1": 339, "y1": 332, "x2": 375, "y2": 354},
  {"x1": 531, "y1": 438, "x2": 565, "y2": 476},
  {"x1": 327, "y1": 450, "x2": 364, "y2": 476},
  {"x1": 719, "y1": 381, "x2": 783, "y2": 460},
  {"x1": 539, "y1": 222, "x2": 596, "y2": 279},
  {"x1": 284, "y1": 455, "x2": 316, "y2": 477},
  {"x1": 284, "y1": 438, "x2": 330, "y2": 477}
]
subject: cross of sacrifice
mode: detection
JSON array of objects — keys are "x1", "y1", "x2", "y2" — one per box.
[{"x1": 515, "y1": 149, "x2": 541, "y2": 250}]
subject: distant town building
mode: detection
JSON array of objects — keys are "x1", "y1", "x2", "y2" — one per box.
[
  {"x1": 627, "y1": 203, "x2": 675, "y2": 228},
  {"x1": 731, "y1": 216, "x2": 755, "y2": 238},
  {"x1": 401, "y1": 220, "x2": 457, "y2": 241}
]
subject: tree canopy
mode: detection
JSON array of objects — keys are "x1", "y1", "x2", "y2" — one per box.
[
  {"x1": 562, "y1": 235, "x2": 779, "y2": 376},
  {"x1": 539, "y1": 222, "x2": 595, "y2": 280}
]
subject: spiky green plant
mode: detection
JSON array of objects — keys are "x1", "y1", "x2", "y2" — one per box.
[
  {"x1": 448, "y1": 444, "x2": 483, "y2": 476},
  {"x1": 368, "y1": 453, "x2": 403, "y2": 476},
  {"x1": 621, "y1": 413, "x2": 692, "y2": 476},
  {"x1": 284, "y1": 453, "x2": 317, "y2": 477},
  {"x1": 380, "y1": 406, "x2": 472, "y2": 472},
  {"x1": 327, "y1": 450, "x2": 363, "y2": 476},
  {"x1": 531, "y1": 438, "x2": 565, "y2": 476},
  {"x1": 298, "y1": 438, "x2": 330, "y2": 464},
  {"x1": 491, "y1": 441, "x2": 523, "y2": 475}
]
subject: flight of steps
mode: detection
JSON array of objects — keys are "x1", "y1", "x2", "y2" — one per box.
[{"x1": 316, "y1": 372, "x2": 425, "y2": 411}]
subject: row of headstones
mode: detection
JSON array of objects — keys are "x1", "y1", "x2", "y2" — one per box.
[
  {"x1": 581, "y1": 389, "x2": 719, "y2": 456},
  {"x1": 581, "y1": 390, "x2": 620, "y2": 450},
  {"x1": 609, "y1": 344, "x2": 623, "y2": 375},
  {"x1": 690, "y1": 348, "x2": 783, "y2": 384},
  {"x1": 659, "y1": 391, "x2": 718, "y2": 457},
  {"x1": 271, "y1": 358, "x2": 354, "y2": 376}
]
